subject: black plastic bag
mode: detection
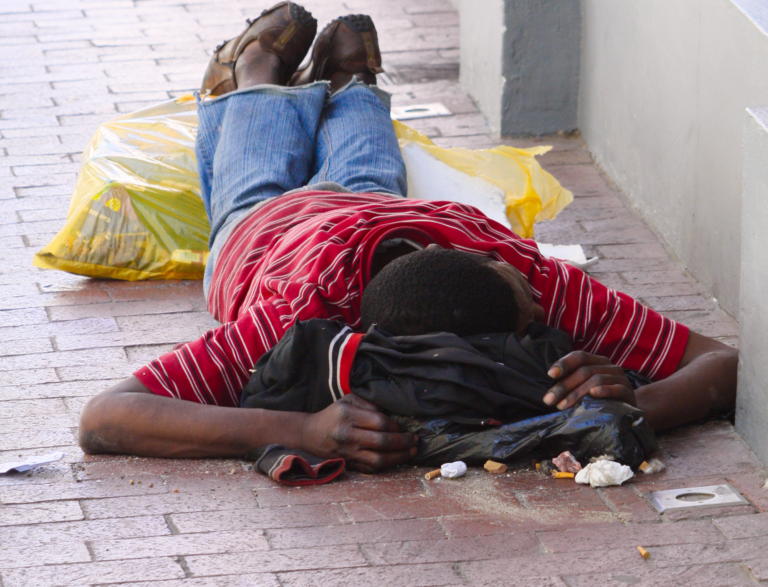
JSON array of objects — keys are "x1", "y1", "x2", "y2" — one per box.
[{"x1": 393, "y1": 397, "x2": 656, "y2": 470}]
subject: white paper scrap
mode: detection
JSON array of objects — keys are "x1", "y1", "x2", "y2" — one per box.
[
  {"x1": 537, "y1": 243, "x2": 599, "y2": 271},
  {"x1": 574, "y1": 460, "x2": 634, "y2": 487},
  {"x1": 441, "y1": 461, "x2": 468, "y2": 479},
  {"x1": 0, "y1": 451, "x2": 65, "y2": 474}
]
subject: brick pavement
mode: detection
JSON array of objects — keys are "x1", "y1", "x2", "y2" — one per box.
[{"x1": 0, "y1": 0, "x2": 764, "y2": 585}]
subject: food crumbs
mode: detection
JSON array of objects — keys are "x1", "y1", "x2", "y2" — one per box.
[
  {"x1": 129, "y1": 479, "x2": 134, "y2": 485},
  {"x1": 174, "y1": 489, "x2": 179, "y2": 493},
  {"x1": 552, "y1": 471, "x2": 575, "y2": 479},
  {"x1": 148, "y1": 483, "x2": 153, "y2": 488},
  {"x1": 484, "y1": 460, "x2": 507, "y2": 474}
]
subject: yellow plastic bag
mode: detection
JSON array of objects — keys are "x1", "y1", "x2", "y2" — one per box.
[
  {"x1": 393, "y1": 121, "x2": 572, "y2": 238},
  {"x1": 35, "y1": 96, "x2": 572, "y2": 281},
  {"x1": 34, "y1": 96, "x2": 209, "y2": 281}
]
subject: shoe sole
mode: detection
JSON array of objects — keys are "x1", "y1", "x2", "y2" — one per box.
[
  {"x1": 288, "y1": 2, "x2": 317, "y2": 29},
  {"x1": 333, "y1": 14, "x2": 376, "y2": 33}
]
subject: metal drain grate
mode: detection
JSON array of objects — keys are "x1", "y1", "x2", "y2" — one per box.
[
  {"x1": 647, "y1": 484, "x2": 748, "y2": 513},
  {"x1": 391, "y1": 103, "x2": 451, "y2": 121}
]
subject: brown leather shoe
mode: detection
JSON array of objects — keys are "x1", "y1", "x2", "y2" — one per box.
[
  {"x1": 290, "y1": 14, "x2": 384, "y2": 92},
  {"x1": 200, "y1": 2, "x2": 317, "y2": 96}
]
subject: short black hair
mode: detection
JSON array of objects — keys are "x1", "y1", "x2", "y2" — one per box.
[{"x1": 361, "y1": 248, "x2": 519, "y2": 337}]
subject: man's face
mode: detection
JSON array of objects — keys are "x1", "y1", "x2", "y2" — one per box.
[{"x1": 488, "y1": 261, "x2": 546, "y2": 335}]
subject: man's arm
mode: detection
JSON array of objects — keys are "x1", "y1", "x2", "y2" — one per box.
[
  {"x1": 79, "y1": 376, "x2": 418, "y2": 472},
  {"x1": 542, "y1": 331, "x2": 738, "y2": 431}
]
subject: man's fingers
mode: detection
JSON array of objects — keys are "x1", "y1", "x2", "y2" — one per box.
[
  {"x1": 547, "y1": 351, "x2": 610, "y2": 379},
  {"x1": 556, "y1": 375, "x2": 633, "y2": 410},
  {"x1": 346, "y1": 404, "x2": 403, "y2": 433},
  {"x1": 543, "y1": 365, "x2": 622, "y2": 406},
  {"x1": 342, "y1": 394, "x2": 382, "y2": 412},
  {"x1": 351, "y1": 428, "x2": 418, "y2": 452},
  {"x1": 589, "y1": 384, "x2": 636, "y2": 405},
  {"x1": 351, "y1": 447, "x2": 417, "y2": 471}
]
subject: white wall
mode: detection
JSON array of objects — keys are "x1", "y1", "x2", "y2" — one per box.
[
  {"x1": 737, "y1": 107, "x2": 768, "y2": 464},
  {"x1": 579, "y1": 0, "x2": 768, "y2": 316},
  {"x1": 459, "y1": 0, "x2": 505, "y2": 133}
]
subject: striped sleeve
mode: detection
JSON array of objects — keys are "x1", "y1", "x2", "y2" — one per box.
[
  {"x1": 534, "y1": 257, "x2": 690, "y2": 380},
  {"x1": 133, "y1": 301, "x2": 284, "y2": 407},
  {"x1": 418, "y1": 202, "x2": 690, "y2": 380}
]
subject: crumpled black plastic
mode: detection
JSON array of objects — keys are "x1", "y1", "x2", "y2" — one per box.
[
  {"x1": 240, "y1": 319, "x2": 657, "y2": 469},
  {"x1": 393, "y1": 397, "x2": 656, "y2": 470}
]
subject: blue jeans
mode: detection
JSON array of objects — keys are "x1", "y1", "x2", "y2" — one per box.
[{"x1": 195, "y1": 81, "x2": 407, "y2": 293}]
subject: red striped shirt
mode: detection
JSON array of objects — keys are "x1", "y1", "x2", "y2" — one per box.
[{"x1": 134, "y1": 191, "x2": 689, "y2": 406}]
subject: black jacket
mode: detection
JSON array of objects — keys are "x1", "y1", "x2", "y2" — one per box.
[{"x1": 241, "y1": 319, "x2": 572, "y2": 424}]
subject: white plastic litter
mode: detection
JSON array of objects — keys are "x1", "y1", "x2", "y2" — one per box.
[
  {"x1": 402, "y1": 142, "x2": 510, "y2": 227},
  {"x1": 0, "y1": 451, "x2": 65, "y2": 474},
  {"x1": 640, "y1": 458, "x2": 666, "y2": 474},
  {"x1": 537, "y1": 243, "x2": 600, "y2": 271},
  {"x1": 441, "y1": 461, "x2": 468, "y2": 479},
  {"x1": 575, "y1": 460, "x2": 634, "y2": 487}
]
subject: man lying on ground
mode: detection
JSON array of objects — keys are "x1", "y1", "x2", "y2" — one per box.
[{"x1": 78, "y1": 3, "x2": 737, "y2": 471}]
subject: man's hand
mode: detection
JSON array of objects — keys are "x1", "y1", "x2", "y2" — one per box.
[
  {"x1": 543, "y1": 351, "x2": 636, "y2": 410},
  {"x1": 301, "y1": 394, "x2": 418, "y2": 473}
]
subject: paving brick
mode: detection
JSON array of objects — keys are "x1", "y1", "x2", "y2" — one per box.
[
  {"x1": 1, "y1": 557, "x2": 185, "y2": 587},
  {"x1": 56, "y1": 362, "x2": 141, "y2": 381},
  {"x1": 113, "y1": 577, "x2": 281, "y2": 587},
  {"x1": 365, "y1": 532, "x2": 539, "y2": 566},
  {"x1": 278, "y1": 563, "x2": 462, "y2": 587},
  {"x1": 269, "y1": 518, "x2": 445, "y2": 549},
  {"x1": 0, "y1": 337, "x2": 54, "y2": 356},
  {"x1": 81, "y1": 487, "x2": 258, "y2": 519},
  {"x1": 657, "y1": 432, "x2": 760, "y2": 480},
  {"x1": 743, "y1": 558, "x2": 768, "y2": 581},
  {"x1": 0, "y1": 317, "x2": 118, "y2": 343},
  {"x1": 596, "y1": 243, "x2": 670, "y2": 259},
  {"x1": 653, "y1": 535, "x2": 768, "y2": 568},
  {"x1": 256, "y1": 477, "x2": 425, "y2": 507},
  {"x1": 438, "y1": 513, "x2": 586, "y2": 538},
  {"x1": 618, "y1": 281, "x2": 703, "y2": 299},
  {"x1": 91, "y1": 529, "x2": 269, "y2": 561},
  {"x1": 597, "y1": 485, "x2": 661, "y2": 523},
  {"x1": 0, "y1": 428, "x2": 76, "y2": 451},
  {"x1": 47, "y1": 298, "x2": 196, "y2": 321},
  {"x1": 0, "y1": 289, "x2": 112, "y2": 311},
  {"x1": 0, "y1": 475, "x2": 169, "y2": 504},
  {"x1": 0, "y1": 368, "x2": 59, "y2": 386},
  {"x1": 185, "y1": 545, "x2": 367, "y2": 576},
  {"x1": 0, "y1": 347, "x2": 127, "y2": 371},
  {"x1": 0, "y1": 413, "x2": 79, "y2": 435},
  {"x1": 661, "y1": 310, "x2": 740, "y2": 338},
  {"x1": 562, "y1": 564, "x2": 756, "y2": 587},
  {"x1": 171, "y1": 504, "x2": 347, "y2": 534},
  {"x1": 0, "y1": 380, "x2": 118, "y2": 402},
  {"x1": 0, "y1": 397, "x2": 68, "y2": 419},
  {"x1": 0, "y1": 541, "x2": 91, "y2": 570},
  {"x1": 344, "y1": 494, "x2": 479, "y2": 522},
  {"x1": 461, "y1": 547, "x2": 650, "y2": 581},
  {"x1": 725, "y1": 471, "x2": 768, "y2": 513},
  {"x1": 0, "y1": 501, "x2": 83, "y2": 527},
  {"x1": 538, "y1": 520, "x2": 722, "y2": 553},
  {"x1": 56, "y1": 328, "x2": 204, "y2": 351},
  {"x1": 0, "y1": 515, "x2": 170, "y2": 548}
]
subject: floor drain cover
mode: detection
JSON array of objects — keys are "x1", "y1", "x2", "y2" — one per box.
[{"x1": 647, "y1": 484, "x2": 748, "y2": 513}]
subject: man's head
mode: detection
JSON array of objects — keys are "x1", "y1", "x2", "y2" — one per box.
[{"x1": 361, "y1": 248, "x2": 539, "y2": 337}]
